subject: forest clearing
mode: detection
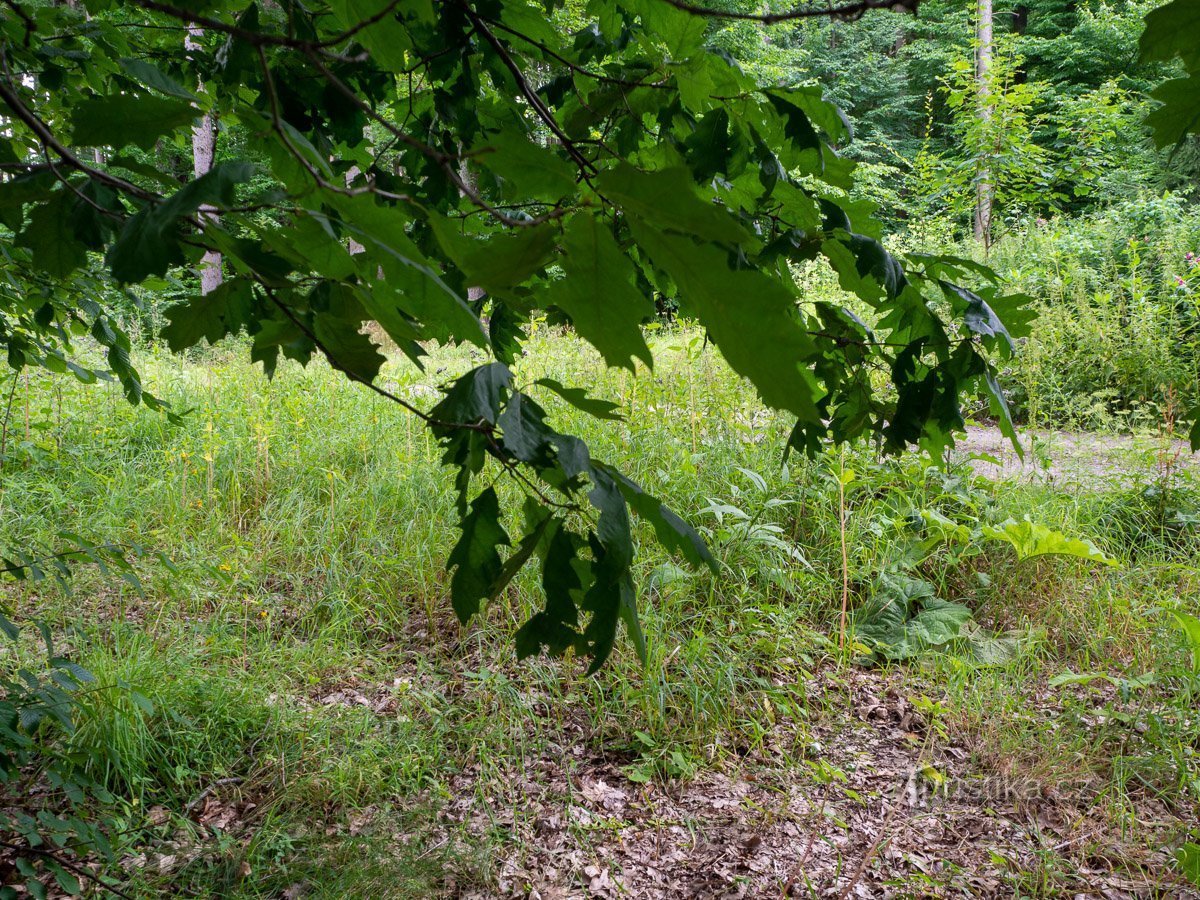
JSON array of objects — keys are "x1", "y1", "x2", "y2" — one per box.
[{"x1": 2, "y1": 0, "x2": 1200, "y2": 897}]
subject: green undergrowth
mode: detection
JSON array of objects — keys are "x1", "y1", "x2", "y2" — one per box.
[{"x1": 2, "y1": 328, "x2": 1198, "y2": 896}]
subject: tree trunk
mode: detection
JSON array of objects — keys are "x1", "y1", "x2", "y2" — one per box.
[
  {"x1": 973, "y1": 0, "x2": 994, "y2": 250},
  {"x1": 186, "y1": 27, "x2": 222, "y2": 295}
]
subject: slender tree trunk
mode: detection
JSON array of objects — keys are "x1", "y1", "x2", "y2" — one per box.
[
  {"x1": 186, "y1": 27, "x2": 222, "y2": 295},
  {"x1": 458, "y1": 156, "x2": 486, "y2": 307},
  {"x1": 973, "y1": 0, "x2": 994, "y2": 249}
]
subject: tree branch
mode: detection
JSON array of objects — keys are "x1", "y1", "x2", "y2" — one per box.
[
  {"x1": 656, "y1": 0, "x2": 918, "y2": 25},
  {"x1": 465, "y1": 9, "x2": 597, "y2": 176}
]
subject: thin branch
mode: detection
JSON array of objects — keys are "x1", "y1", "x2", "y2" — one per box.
[
  {"x1": 0, "y1": 839, "x2": 134, "y2": 900},
  {"x1": 478, "y1": 14, "x2": 671, "y2": 91},
  {"x1": 1, "y1": 0, "x2": 36, "y2": 45},
  {"x1": 304, "y1": 48, "x2": 567, "y2": 227},
  {"x1": 127, "y1": 0, "x2": 404, "y2": 53},
  {"x1": 185, "y1": 776, "x2": 245, "y2": 814},
  {"x1": 258, "y1": 288, "x2": 580, "y2": 512},
  {"x1": 0, "y1": 66, "x2": 155, "y2": 202},
  {"x1": 657, "y1": 0, "x2": 918, "y2": 25},
  {"x1": 466, "y1": 11, "x2": 597, "y2": 176}
]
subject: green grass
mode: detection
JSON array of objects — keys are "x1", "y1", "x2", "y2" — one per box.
[{"x1": 2, "y1": 327, "x2": 1199, "y2": 896}]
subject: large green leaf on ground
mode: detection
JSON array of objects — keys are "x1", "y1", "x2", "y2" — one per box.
[{"x1": 981, "y1": 518, "x2": 1118, "y2": 567}]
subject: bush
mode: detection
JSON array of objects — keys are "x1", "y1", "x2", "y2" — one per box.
[{"x1": 972, "y1": 195, "x2": 1200, "y2": 430}]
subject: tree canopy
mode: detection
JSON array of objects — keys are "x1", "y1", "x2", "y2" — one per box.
[{"x1": 8, "y1": 0, "x2": 1164, "y2": 670}]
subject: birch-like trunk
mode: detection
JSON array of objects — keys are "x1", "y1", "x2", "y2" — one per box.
[
  {"x1": 973, "y1": 0, "x2": 994, "y2": 249},
  {"x1": 186, "y1": 28, "x2": 222, "y2": 295}
]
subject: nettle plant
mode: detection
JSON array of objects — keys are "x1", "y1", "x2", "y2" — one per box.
[{"x1": 0, "y1": 0, "x2": 1037, "y2": 670}]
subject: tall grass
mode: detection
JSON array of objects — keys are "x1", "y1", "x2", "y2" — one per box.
[{"x1": 1, "y1": 328, "x2": 1198, "y2": 896}]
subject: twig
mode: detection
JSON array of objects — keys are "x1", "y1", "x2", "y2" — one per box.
[
  {"x1": 303, "y1": 49, "x2": 566, "y2": 228},
  {"x1": 1, "y1": 0, "x2": 36, "y2": 45},
  {"x1": 478, "y1": 13, "x2": 672, "y2": 91},
  {"x1": 185, "y1": 776, "x2": 245, "y2": 814},
  {"x1": 0, "y1": 370, "x2": 17, "y2": 462},
  {"x1": 0, "y1": 55, "x2": 155, "y2": 202},
  {"x1": 834, "y1": 735, "x2": 927, "y2": 900},
  {"x1": 128, "y1": 0, "x2": 405, "y2": 53}
]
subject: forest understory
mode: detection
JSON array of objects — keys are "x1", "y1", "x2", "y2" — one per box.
[{"x1": 3, "y1": 334, "x2": 1198, "y2": 898}]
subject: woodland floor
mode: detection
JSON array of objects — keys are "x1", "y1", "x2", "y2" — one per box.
[
  {"x1": 421, "y1": 430, "x2": 1198, "y2": 898},
  {"x1": 301, "y1": 617, "x2": 1199, "y2": 899}
]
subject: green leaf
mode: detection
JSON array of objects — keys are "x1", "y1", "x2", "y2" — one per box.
[
  {"x1": 630, "y1": 219, "x2": 820, "y2": 419},
  {"x1": 274, "y1": 214, "x2": 356, "y2": 282},
  {"x1": 1048, "y1": 670, "x2": 1116, "y2": 688},
  {"x1": 160, "y1": 281, "x2": 255, "y2": 351},
  {"x1": 902, "y1": 599, "x2": 973, "y2": 650},
  {"x1": 325, "y1": 197, "x2": 487, "y2": 348},
  {"x1": 597, "y1": 164, "x2": 751, "y2": 246},
  {"x1": 765, "y1": 93, "x2": 821, "y2": 153},
  {"x1": 313, "y1": 315, "x2": 386, "y2": 383},
  {"x1": 17, "y1": 192, "x2": 87, "y2": 278},
  {"x1": 545, "y1": 215, "x2": 654, "y2": 371},
  {"x1": 1177, "y1": 842, "x2": 1200, "y2": 887},
  {"x1": 447, "y1": 488, "x2": 510, "y2": 623},
  {"x1": 535, "y1": 378, "x2": 623, "y2": 420},
  {"x1": 1145, "y1": 77, "x2": 1200, "y2": 149},
  {"x1": 430, "y1": 216, "x2": 557, "y2": 292},
  {"x1": 821, "y1": 233, "x2": 907, "y2": 304},
  {"x1": 488, "y1": 508, "x2": 553, "y2": 603},
  {"x1": 429, "y1": 363, "x2": 512, "y2": 429},
  {"x1": 982, "y1": 369, "x2": 1022, "y2": 459},
  {"x1": 516, "y1": 525, "x2": 583, "y2": 659},
  {"x1": 497, "y1": 391, "x2": 555, "y2": 464},
  {"x1": 981, "y1": 518, "x2": 1118, "y2": 567},
  {"x1": 1173, "y1": 612, "x2": 1200, "y2": 664},
  {"x1": 684, "y1": 108, "x2": 740, "y2": 182},
  {"x1": 108, "y1": 162, "x2": 254, "y2": 284},
  {"x1": 474, "y1": 130, "x2": 577, "y2": 202},
  {"x1": 596, "y1": 462, "x2": 714, "y2": 571},
  {"x1": 626, "y1": 0, "x2": 706, "y2": 57},
  {"x1": 1139, "y1": 0, "x2": 1200, "y2": 70},
  {"x1": 71, "y1": 94, "x2": 197, "y2": 150},
  {"x1": 488, "y1": 302, "x2": 527, "y2": 366},
  {"x1": 855, "y1": 576, "x2": 972, "y2": 660},
  {"x1": 580, "y1": 538, "x2": 634, "y2": 673},
  {"x1": 328, "y1": 0, "x2": 412, "y2": 70},
  {"x1": 120, "y1": 58, "x2": 198, "y2": 100},
  {"x1": 767, "y1": 86, "x2": 851, "y2": 145}
]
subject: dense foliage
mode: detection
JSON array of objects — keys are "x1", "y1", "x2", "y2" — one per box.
[{"x1": 0, "y1": 0, "x2": 1041, "y2": 669}]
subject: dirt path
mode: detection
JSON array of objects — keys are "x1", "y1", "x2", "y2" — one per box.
[{"x1": 952, "y1": 427, "x2": 1196, "y2": 484}]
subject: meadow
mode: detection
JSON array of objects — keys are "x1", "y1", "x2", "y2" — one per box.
[{"x1": 2, "y1": 326, "x2": 1198, "y2": 897}]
